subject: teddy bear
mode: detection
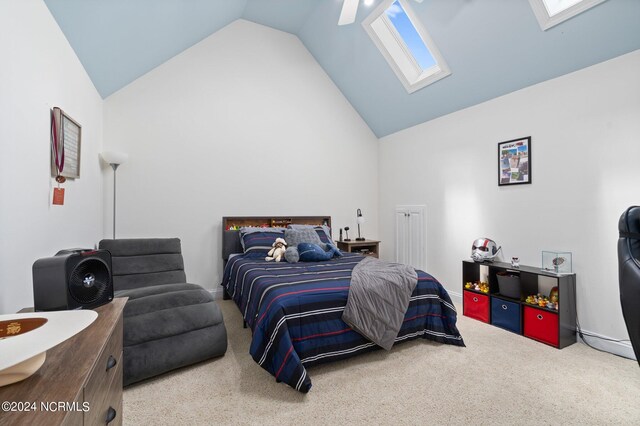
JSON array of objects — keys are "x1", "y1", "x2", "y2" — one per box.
[{"x1": 265, "y1": 237, "x2": 287, "y2": 262}]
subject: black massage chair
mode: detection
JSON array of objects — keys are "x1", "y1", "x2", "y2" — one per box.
[{"x1": 618, "y1": 206, "x2": 640, "y2": 366}]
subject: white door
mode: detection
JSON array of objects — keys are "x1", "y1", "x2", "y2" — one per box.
[
  {"x1": 407, "y1": 206, "x2": 426, "y2": 270},
  {"x1": 396, "y1": 205, "x2": 426, "y2": 270},
  {"x1": 396, "y1": 208, "x2": 409, "y2": 265}
]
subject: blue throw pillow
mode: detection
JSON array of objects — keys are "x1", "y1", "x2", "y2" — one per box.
[
  {"x1": 298, "y1": 243, "x2": 342, "y2": 262},
  {"x1": 240, "y1": 228, "x2": 285, "y2": 255}
]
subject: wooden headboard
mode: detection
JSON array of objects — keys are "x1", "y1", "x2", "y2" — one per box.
[{"x1": 222, "y1": 216, "x2": 331, "y2": 261}]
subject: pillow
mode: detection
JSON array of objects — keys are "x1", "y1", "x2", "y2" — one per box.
[
  {"x1": 284, "y1": 228, "x2": 324, "y2": 250},
  {"x1": 298, "y1": 243, "x2": 341, "y2": 262},
  {"x1": 287, "y1": 224, "x2": 332, "y2": 245},
  {"x1": 315, "y1": 227, "x2": 332, "y2": 245},
  {"x1": 240, "y1": 227, "x2": 285, "y2": 254}
]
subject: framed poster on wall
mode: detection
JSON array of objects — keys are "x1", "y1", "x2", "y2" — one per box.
[
  {"x1": 51, "y1": 107, "x2": 81, "y2": 179},
  {"x1": 498, "y1": 137, "x2": 531, "y2": 186}
]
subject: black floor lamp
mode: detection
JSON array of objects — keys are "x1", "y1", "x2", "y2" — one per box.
[{"x1": 100, "y1": 151, "x2": 128, "y2": 239}]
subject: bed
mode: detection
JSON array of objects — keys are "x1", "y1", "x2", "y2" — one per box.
[{"x1": 221, "y1": 216, "x2": 464, "y2": 392}]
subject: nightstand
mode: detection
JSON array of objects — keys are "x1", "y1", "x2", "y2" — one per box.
[{"x1": 336, "y1": 239, "x2": 380, "y2": 258}]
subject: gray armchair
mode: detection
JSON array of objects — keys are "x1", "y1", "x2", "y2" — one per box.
[{"x1": 99, "y1": 238, "x2": 227, "y2": 385}]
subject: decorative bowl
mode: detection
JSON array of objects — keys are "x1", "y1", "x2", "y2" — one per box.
[{"x1": 0, "y1": 310, "x2": 97, "y2": 387}]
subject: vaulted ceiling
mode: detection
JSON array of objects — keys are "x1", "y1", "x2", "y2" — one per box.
[{"x1": 44, "y1": 0, "x2": 640, "y2": 137}]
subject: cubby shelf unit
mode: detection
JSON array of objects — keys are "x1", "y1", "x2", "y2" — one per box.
[{"x1": 462, "y1": 260, "x2": 577, "y2": 349}]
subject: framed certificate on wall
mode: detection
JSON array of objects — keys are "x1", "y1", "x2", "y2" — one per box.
[{"x1": 51, "y1": 107, "x2": 82, "y2": 179}]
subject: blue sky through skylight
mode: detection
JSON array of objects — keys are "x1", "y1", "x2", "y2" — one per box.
[{"x1": 385, "y1": 1, "x2": 436, "y2": 71}]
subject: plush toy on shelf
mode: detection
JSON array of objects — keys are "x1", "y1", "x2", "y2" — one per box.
[
  {"x1": 265, "y1": 237, "x2": 287, "y2": 262},
  {"x1": 465, "y1": 281, "x2": 489, "y2": 293},
  {"x1": 525, "y1": 293, "x2": 558, "y2": 310}
]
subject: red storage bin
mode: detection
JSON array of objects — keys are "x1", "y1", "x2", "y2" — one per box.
[
  {"x1": 463, "y1": 291, "x2": 489, "y2": 323},
  {"x1": 524, "y1": 306, "x2": 559, "y2": 347}
]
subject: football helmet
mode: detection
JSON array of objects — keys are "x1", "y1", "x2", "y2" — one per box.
[{"x1": 471, "y1": 238, "x2": 501, "y2": 262}]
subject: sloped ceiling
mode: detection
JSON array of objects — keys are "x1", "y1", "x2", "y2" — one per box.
[{"x1": 44, "y1": 0, "x2": 640, "y2": 137}]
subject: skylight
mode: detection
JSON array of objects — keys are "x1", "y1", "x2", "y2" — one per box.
[
  {"x1": 542, "y1": 0, "x2": 584, "y2": 16},
  {"x1": 363, "y1": 0, "x2": 450, "y2": 94},
  {"x1": 529, "y1": 0, "x2": 607, "y2": 30},
  {"x1": 385, "y1": 2, "x2": 436, "y2": 70}
]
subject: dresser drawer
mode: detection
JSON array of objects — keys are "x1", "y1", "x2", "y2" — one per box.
[
  {"x1": 463, "y1": 291, "x2": 490, "y2": 323},
  {"x1": 85, "y1": 352, "x2": 123, "y2": 425},
  {"x1": 60, "y1": 392, "x2": 84, "y2": 426},
  {"x1": 523, "y1": 306, "x2": 559, "y2": 347},
  {"x1": 105, "y1": 368, "x2": 123, "y2": 426},
  {"x1": 85, "y1": 315, "x2": 123, "y2": 407}
]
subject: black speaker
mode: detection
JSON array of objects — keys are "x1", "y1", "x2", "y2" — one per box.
[{"x1": 32, "y1": 249, "x2": 114, "y2": 311}]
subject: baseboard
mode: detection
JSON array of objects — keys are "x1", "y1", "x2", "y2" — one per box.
[
  {"x1": 209, "y1": 286, "x2": 225, "y2": 301},
  {"x1": 577, "y1": 328, "x2": 637, "y2": 361},
  {"x1": 448, "y1": 290, "x2": 462, "y2": 305}
]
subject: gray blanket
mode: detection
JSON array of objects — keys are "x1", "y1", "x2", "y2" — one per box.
[{"x1": 342, "y1": 256, "x2": 418, "y2": 350}]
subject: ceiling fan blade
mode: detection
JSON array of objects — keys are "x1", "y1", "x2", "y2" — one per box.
[{"x1": 338, "y1": 0, "x2": 359, "y2": 26}]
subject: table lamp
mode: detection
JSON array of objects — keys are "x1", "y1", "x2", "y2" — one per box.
[{"x1": 356, "y1": 208, "x2": 365, "y2": 241}]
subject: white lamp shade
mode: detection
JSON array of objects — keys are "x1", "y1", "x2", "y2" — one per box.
[
  {"x1": 100, "y1": 151, "x2": 128, "y2": 165},
  {"x1": 357, "y1": 216, "x2": 365, "y2": 225}
]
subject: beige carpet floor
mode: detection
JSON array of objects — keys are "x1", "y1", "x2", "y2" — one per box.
[{"x1": 123, "y1": 300, "x2": 640, "y2": 425}]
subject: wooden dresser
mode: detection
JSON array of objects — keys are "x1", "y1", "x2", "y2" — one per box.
[{"x1": 0, "y1": 298, "x2": 126, "y2": 426}]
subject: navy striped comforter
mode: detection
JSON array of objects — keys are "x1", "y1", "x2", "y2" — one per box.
[{"x1": 222, "y1": 253, "x2": 464, "y2": 392}]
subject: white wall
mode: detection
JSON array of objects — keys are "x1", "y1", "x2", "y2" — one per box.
[
  {"x1": 103, "y1": 19, "x2": 379, "y2": 294},
  {"x1": 0, "y1": 0, "x2": 104, "y2": 314},
  {"x1": 379, "y1": 50, "x2": 640, "y2": 358}
]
